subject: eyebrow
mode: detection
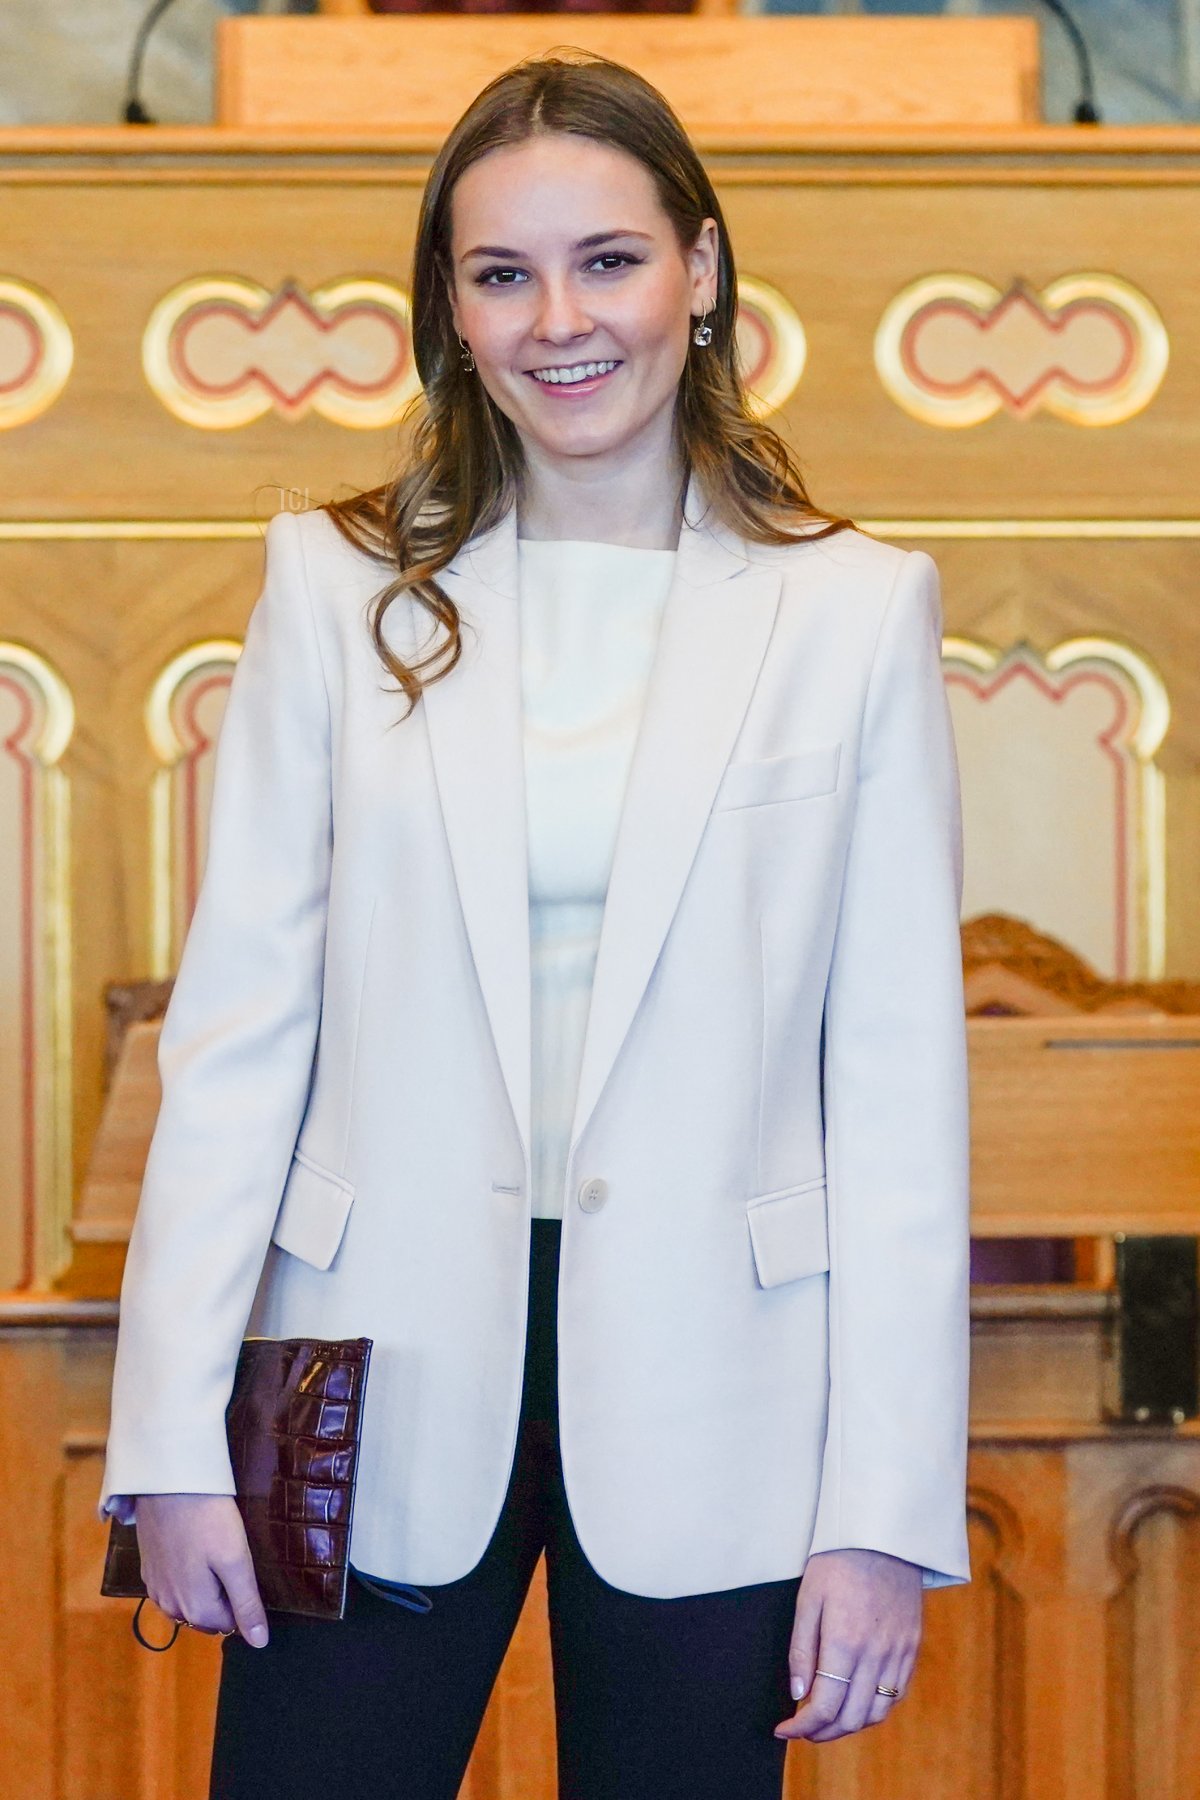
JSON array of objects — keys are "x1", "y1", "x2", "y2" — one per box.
[{"x1": 460, "y1": 229, "x2": 654, "y2": 261}]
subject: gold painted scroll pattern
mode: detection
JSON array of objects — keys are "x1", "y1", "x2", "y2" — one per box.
[
  {"x1": 0, "y1": 643, "x2": 74, "y2": 1292},
  {"x1": 142, "y1": 275, "x2": 419, "y2": 430},
  {"x1": 942, "y1": 636, "x2": 1168, "y2": 981},
  {"x1": 877, "y1": 274, "x2": 1168, "y2": 428},
  {"x1": 145, "y1": 641, "x2": 240, "y2": 977}
]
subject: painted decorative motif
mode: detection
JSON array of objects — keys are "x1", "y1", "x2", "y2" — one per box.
[
  {"x1": 0, "y1": 645, "x2": 74, "y2": 1292},
  {"x1": 734, "y1": 276, "x2": 807, "y2": 420},
  {"x1": 0, "y1": 279, "x2": 74, "y2": 430},
  {"x1": 143, "y1": 276, "x2": 418, "y2": 429},
  {"x1": 943, "y1": 636, "x2": 1168, "y2": 979},
  {"x1": 877, "y1": 274, "x2": 1168, "y2": 427},
  {"x1": 145, "y1": 642, "x2": 240, "y2": 973}
]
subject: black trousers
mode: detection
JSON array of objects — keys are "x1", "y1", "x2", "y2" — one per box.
[{"x1": 210, "y1": 1219, "x2": 800, "y2": 1799}]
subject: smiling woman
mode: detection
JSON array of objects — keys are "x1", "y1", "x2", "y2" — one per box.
[
  {"x1": 318, "y1": 49, "x2": 853, "y2": 716},
  {"x1": 103, "y1": 45, "x2": 970, "y2": 1800}
]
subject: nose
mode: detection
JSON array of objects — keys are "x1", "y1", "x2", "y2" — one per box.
[{"x1": 532, "y1": 277, "x2": 594, "y2": 345}]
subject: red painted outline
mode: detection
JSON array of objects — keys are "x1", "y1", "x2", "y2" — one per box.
[
  {"x1": 0, "y1": 305, "x2": 44, "y2": 397},
  {"x1": 736, "y1": 303, "x2": 773, "y2": 388},
  {"x1": 173, "y1": 670, "x2": 233, "y2": 922},
  {"x1": 901, "y1": 285, "x2": 1137, "y2": 415},
  {"x1": 169, "y1": 282, "x2": 409, "y2": 415},
  {"x1": 945, "y1": 658, "x2": 1132, "y2": 975}
]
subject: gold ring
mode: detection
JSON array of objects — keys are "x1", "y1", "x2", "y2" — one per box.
[{"x1": 876, "y1": 1683, "x2": 901, "y2": 1698}]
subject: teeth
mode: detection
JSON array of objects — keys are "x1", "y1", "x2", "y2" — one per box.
[{"x1": 531, "y1": 360, "x2": 618, "y2": 386}]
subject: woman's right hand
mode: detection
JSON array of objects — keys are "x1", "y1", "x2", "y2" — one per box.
[{"x1": 134, "y1": 1495, "x2": 270, "y2": 1646}]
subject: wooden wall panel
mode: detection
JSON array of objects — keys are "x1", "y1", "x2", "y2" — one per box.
[
  {"x1": 1108, "y1": 1481, "x2": 1200, "y2": 1798},
  {"x1": 0, "y1": 143, "x2": 1197, "y2": 521},
  {"x1": 906, "y1": 535, "x2": 1200, "y2": 976},
  {"x1": 0, "y1": 538, "x2": 265, "y2": 1204},
  {"x1": 3, "y1": 1309, "x2": 1199, "y2": 1800}
]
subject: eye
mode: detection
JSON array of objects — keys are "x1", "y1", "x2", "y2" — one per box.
[
  {"x1": 474, "y1": 267, "x2": 526, "y2": 287},
  {"x1": 587, "y1": 253, "x2": 642, "y2": 273},
  {"x1": 473, "y1": 252, "x2": 643, "y2": 288}
]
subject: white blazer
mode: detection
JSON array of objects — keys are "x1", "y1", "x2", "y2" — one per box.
[{"x1": 99, "y1": 471, "x2": 972, "y2": 1598}]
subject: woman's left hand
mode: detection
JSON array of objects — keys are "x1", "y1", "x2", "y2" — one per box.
[{"x1": 773, "y1": 1548, "x2": 923, "y2": 1743}]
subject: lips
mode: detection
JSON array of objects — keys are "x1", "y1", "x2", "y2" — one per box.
[{"x1": 526, "y1": 360, "x2": 622, "y2": 394}]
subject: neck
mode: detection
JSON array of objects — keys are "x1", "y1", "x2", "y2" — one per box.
[{"x1": 516, "y1": 437, "x2": 687, "y2": 550}]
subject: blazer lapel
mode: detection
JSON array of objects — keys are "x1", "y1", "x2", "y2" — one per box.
[
  {"x1": 420, "y1": 471, "x2": 783, "y2": 1185},
  {"x1": 421, "y1": 504, "x2": 531, "y2": 1171}
]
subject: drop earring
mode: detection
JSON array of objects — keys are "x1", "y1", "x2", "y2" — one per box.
[
  {"x1": 456, "y1": 330, "x2": 475, "y2": 372},
  {"x1": 692, "y1": 300, "x2": 714, "y2": 348}
]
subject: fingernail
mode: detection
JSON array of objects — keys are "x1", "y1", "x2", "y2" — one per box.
[
  {"x1": 790, "y1": 1677, "x2": 806, "y2": 1700},
  {"x1": 248, "y1": 1625, "x2": 268, "y2": 1648}
]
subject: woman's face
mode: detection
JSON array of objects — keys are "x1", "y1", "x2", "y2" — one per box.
[{"x1": 446, "y1": 133, "x2": 718, "y2": 474}]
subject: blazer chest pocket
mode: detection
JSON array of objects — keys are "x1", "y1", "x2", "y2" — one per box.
[
  {"x1": 713, "y1": 742, "x2": 841, "y2": 813},
  {"x1": 746, "y1": 1176, "x2": 829, "y2": 1289},
  {"x1": 270, "y1": 1147, "x2": 355, "y2": 1271}
]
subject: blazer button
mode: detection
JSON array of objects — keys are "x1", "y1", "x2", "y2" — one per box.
[{"x1": 577, "y1": 1176, "x2": 609, "y2": 1214}]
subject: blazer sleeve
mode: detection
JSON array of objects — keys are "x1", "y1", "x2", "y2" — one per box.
[
  {"x1": 807, "y1": 547, "x2": 972, "y2": 1589},
  {"x1": 97, "y1": 510, "x2": 333, "y2": 1520}
]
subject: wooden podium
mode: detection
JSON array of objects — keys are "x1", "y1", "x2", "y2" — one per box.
[{"x1": 216, "y1": 14, "x2": 1041, "y2": 134}]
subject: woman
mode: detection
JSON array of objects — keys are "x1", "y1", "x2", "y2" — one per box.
[{"x1": 100, "y1": 49, "x2": 971, "y2": 1800}]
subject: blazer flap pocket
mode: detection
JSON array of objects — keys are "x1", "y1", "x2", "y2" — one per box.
[
  {"x1": 715, "y1": 743, "x2": 841, "y2": 812},
  {"x1": 746, "y1": 1176, "x2": 829, "y2": 1289},
  {"x1": 270, "y1": 1149, "x2": 355, "y2": 1272}
]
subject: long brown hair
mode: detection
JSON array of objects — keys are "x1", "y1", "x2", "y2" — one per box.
[{"x1": 323, "y1": 48, "x2": 853, "y2": 719}]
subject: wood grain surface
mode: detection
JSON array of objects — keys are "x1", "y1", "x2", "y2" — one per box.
[{"x1": 216, "y1": 16, "x2": 1040, "y2": 133}]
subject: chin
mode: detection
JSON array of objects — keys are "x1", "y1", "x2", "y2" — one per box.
[{"x1": 532, "y1": 417, "x2": 627, "y2": 447}]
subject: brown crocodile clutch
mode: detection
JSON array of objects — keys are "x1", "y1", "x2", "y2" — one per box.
[{"x1": 100, "y1": 1335, "x2": 372, "y2": 1628}]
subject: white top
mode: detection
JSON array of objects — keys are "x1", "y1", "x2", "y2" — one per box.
[{"x1": 518, "y1": 537, "x2": 677, "y2": 1220}]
